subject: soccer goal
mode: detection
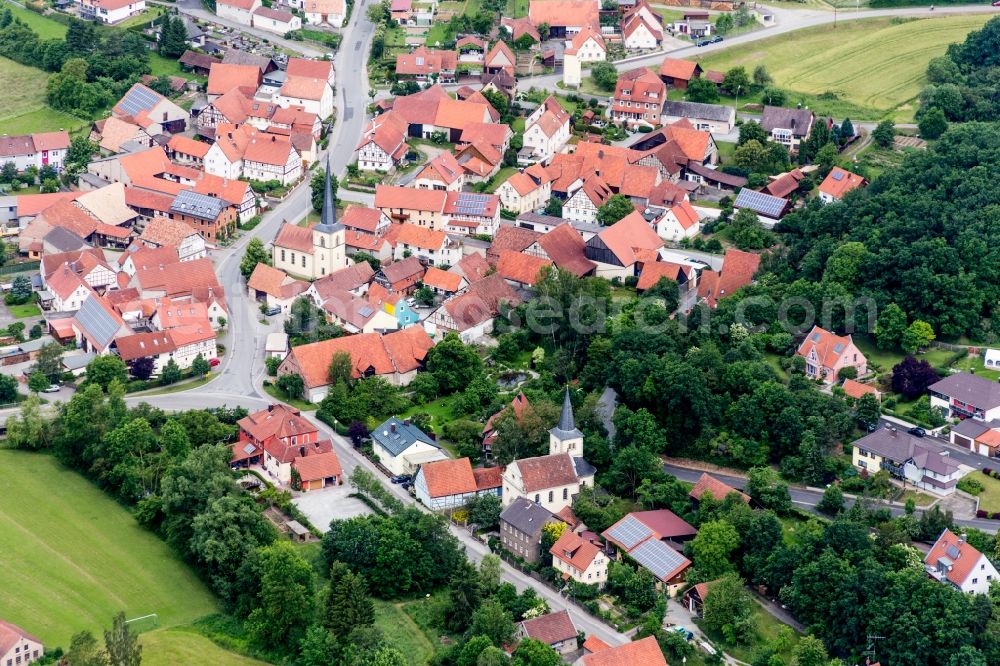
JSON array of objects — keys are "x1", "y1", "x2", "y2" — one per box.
[{"x1": 124, "y1": 614, "x2": 159, "y2": 634}]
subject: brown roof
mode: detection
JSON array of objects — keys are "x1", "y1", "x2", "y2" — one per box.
[
  {"x1": 38, "y1": 200, "x2": 98, "y2": 239},
  {"x1": 596, "y1": 212, "x2": 663, "y2": 266},
  {"x1": 207, "y1": 63, "x2": 262, "y2": 97},
  {"x1": 311, "y1": 262, "x2": 376, "y2": 300},
  {"x1": 689, "y1": 472, "x2": 750, "y2": 503},
  {"x1": 513, "y1": 453, "x2": 578, "y2": 492},
  {"x1": 293, "y1": 450, "x2": 343, "y2": 482},
  {"x1": 538, "y1": 224, "x2": 594, "y2": 277},
  {"x1": 248, "y1": 263, "x2": 310, "y2": 300},
  {"x1": 582, "y1": 637, "x2": 666, "y2": 666},
  {"x1": 379, "y1": 255, "x2": 426, "y2": 287},
  {"x1": 842, "y1": 379, "x2": 880, "y2": 400},
  {"x1": 497, "y1": 250, "x2": 551, "y2": 286},
  {"x1": 440, "y1": 273, "x2": 521, "y2": 331},
  {"x1": 180, "y1": 50, "x2": 222, "y2": 70},
  {"x1": 520, "y1": 610, "x2": 577, "y2": 645},
  {"x1": 134, "y1": 258, "x2": 221, "y2": 297},
  {"x1": 659, "y1": 57, "x2": 700, "y2": 81},
  {"x1": 488, "y1": 225, "x2": 540, "y2": 263},
  {"x1": 239, "y1": 404, "x2": 317, "y2": 441},
  {"x1": 529, "y1": 0, "x2": 599, "y2": 28},
  {"x1": 420, "y1": 457, "x2": 478, "y2": 497},
  {"x1": 274, "y1": 222, "x2": 315, "y2": 253},
  {"x1": 473, "y1": 466, "x2": 502, "y2": 490},
  {"x1": 265, "y1": 438, "x2": 333, "y2": 466},
  {"x1": 550, "y1": 529, "x2": 602, "y2": 571},
  {"x1": 451, "y1": 252, "x2": 490, "y2": 283},
  {"x1": 140, "y1": 216, "x2": 199, "y2": 247}
]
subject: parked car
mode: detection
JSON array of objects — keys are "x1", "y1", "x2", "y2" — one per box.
[
  {"x1": 711, "y1": 36, "x2": 724, "y2": 44},
  {"x1": 401, "y1": 481, "x2": 412, "y2": 491},
  {"x1": 696, "y1": 39, "x2": 711, "y2": 47},
  {"x1": 209, "y1": 358, "x2": 220, "y2": 367},
  {"x1": 908, "y1": 427, "x2": 926, "y2": 438},
  {"x1": 390, "y1": 474, "x2": 411, "y2": 484},
  {"x1": 43, "y1": 384, "x2": 60, "y2": 393},
  {"x1": 671, "y1": 626, "x2": 694, "y2": 641},
  {"x1": 992, "y1": 0, "x2": 999, "y2": 6},
  {"x1": 264, "y1": 305, "x2": 282, "y2": 316}
]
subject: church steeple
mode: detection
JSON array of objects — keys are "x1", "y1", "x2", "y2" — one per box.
[
  {"x1": 549, "y1": 387, "x2": 584, "y2": 456},
  {"x1": 314, "y1": 157, "x2": 341, "y2": 232}
]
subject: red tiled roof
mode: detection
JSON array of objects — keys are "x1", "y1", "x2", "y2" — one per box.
[
  {"x1": 140, "y1": 217, "x2": 199, "y2": 247},
  {"x1": 550, "y1": 529, "x2": 602, "y2": 571},
  {"x1": 818, "y1": 166, "x2": 866, "y2": 200},
  {"x1": 924, "y1": 528, "x2": 987, "y2": 587},
  {"x1": 396, "y1": 46, "x2": 457, "y2": 76},
  {"x1": 529, "y1": 0, "x2": 599, "y2": 28},
  {"x1": 452, "y1": 252, "x2": 490, "y2": 283},
  {"x1": 473, "y1": 466, "x2": 502, "y2": 490},
  {"x1": 375, "y1": 185, "x2": 447, "y2": 212},
  {"x1": 698, "y1": 247, "x2": 761, "y2": 307},
  {"x1": 423, "y1": 266, "x2": 463, "y2": 292},
  {"x1": 0, "y1": 620, "x2": 41, "y2": 657},
  {"x1": 520, "y1": 610, "x2": 577, "y2": 645},
  {"x1": 582, "y1": 636, "x2": 666, "y2": 666},
  {"x1": 293, "y1": 450, "x2": 343, "y2": 482},
  {"x1": 689, "y1": 472, "x2": 750, "y2": 503},
  {"x1": 497, "y1": 250, "x2": 551, "y2": 286},
  {"x1": 582, "y1": 636, "x2": 610, "y2": 654},
  {"x1": 248, "y1": 263, "x2": 309, "y2": 300},
  {"x1": 595, "y1": 212, "x2": 663, "y2": 267},
  {"x1": 636, "y1": 261, "x2": 689, "y2": 290},
  {"x1": 513, "y1": 453, "x2": 578, "y2": 492},
  {"x1": 274, "y1": 222, "x2": 315, "y2": 253},
  {"x1": 239, "y1": 404, "x2": 317, "y2": 442},
  {"x1": 842, "y1": 379, "x2": 880, "y2": 400},
  {"x1": 207, "y1": 63, "x2": 262, "y2": 97},
  {"x1": 420, "y1": 457, "x2": 478, "y2": 497},
  {"x1": 659, "y1": 57, "x2": 700, "y2": 81},
  {"x1": 795, "y1": 325, "x2": 857, "y2": 369}
]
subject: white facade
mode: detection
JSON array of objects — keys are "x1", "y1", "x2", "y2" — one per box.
[
  {"x1": 523, "y1": 113, "x2": 571, "y2": 163},
  {"x1": 392, "y1": 239, "x2": 461, "y2": 266},
  {"x1": 276, "y1": 83, "x2": 334, "y2": 121},
  {"x1": 203, "y1": 144, "x2": 243, "y2": 180},
  {"x1": 563, "y1": 188, "x2": 599, "y2": 224},
  {"x1": 655, "y1": 208, "x2": 701, "y2": 242},
  {"x1": 572, "y1": 35, "x2": 606, "y2": 63},
  {"x1": 52, "y1": 283, "x2": 93, "y2": 313},
  {"x1": 496, "y1": 180, "x2": 551, "y2": 215},
  {"x1": 0, "y1": 630, "x2": 43, "y2": 666},
  {"x1": 373, "y1": 439, "x2": 445, "y2": 476},
  {"x1": 552, "y1": 547, "x2": 607, "y2": 587},
  {"x1": 77, "y1": 0, "x2": 146, "y2": 24},
  {"x1": 562, "y1": 52, "x2": 581, "y2": 88},
  {"x1": 357, "y1": 140, "x2": 397, "y2": 172},
  {"x1": 252, "y1": 9, "x2": 301, "y2": 33},
  {"x1": 216, "y1": 0, "x2": 260, "y2": 26},
  {"x1": 243, "y1": 149, "x2": 302, "y2": 186},
  {"x1": 623, "y1": 22, "x2": 659, "y2": 50}
]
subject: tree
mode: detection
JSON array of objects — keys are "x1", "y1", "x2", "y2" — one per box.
[
  {"x1": 479, "y1": 89, "x2": 510, "y2": 120},
  {"x1": 369, "y1": 647, "x2": 408, "y2": 666},
  {"x1": 793, "y1": 636, "x2": 830, "y2": 666},
  {"x1": 129, "y1": 356, "x2": 155, "y2": 381},
  {"x1": 760, "y1": 87, "x2": 787, "y2": 107},
  {"x1": 752, "y1": 65, "x2": 773, "y2": 89},
  {"x1": 446, "y1": 560, "x2": 482, "y2": 632},
  {"x1": 745, "y1": 466, "x2": 791, "y2": 514},
  {"x1": 66, "y1": 631, "x2": 109, "y2": 666},
  {"x1": 28, "y1": 371, "x2": 50, "y2": 393},
  {"x1": 104, "y1": 612, "x2": 141, "y2": 666},
  {"x1": 277, "y1": 372, "x2": 305, "y2": 399},
  {"x1": 9, "y1": 275, "x2": 33, "y2": 304},
  {"x1": 426, "y1": 333, "x2": 482, "y2": 394},
  {"x1": 415, "y1": 285, "x2": 435, "y2": 306},
  {"x1": 328, "y1": 350, "x2": 353, "y2": 386},
  {"x1": 701, "y1": 573, "x2": 756, "y2": 645},
  {"x1": 590, "y1": 61, "x2": 618, "y2": 91},
  {"x1": 690, "y1": 519, "x2": 739, "y2": 579},
  {"x1": 901, "y1": 319, "x2": 935, "y2": 353},
  {"x1": 158, "y1": 14, "x2": 188, "y2": 58},
  {"x1": 5, "y1": 395, "x2": 51, "y2": 450},
  {"x1": 470, "y1": 600, "x2": 516, "y2": 647},
  {"x1": 327, "y1": 569, "x2": 375, "y2": 638},
  {"x1": 246, "y1": 541, "x2": 316, "y2": 647},
  {"x1": 839, "y1": 118, "x2": 856, "y2": 143},
  {"x1": 855, "y1": 393, "x2": 880, "y2": 431},
  {"x1": 0, "y1": 373, "x2": 17, "y2": 404},
  {"x1": 816, "y1": 484, "x2": 844, "y2": 515},
  {"x1": 873, "y1": 119, "x2": 896, "y2": 149},
  {"x1": 66, "y1": 137, "x2": 98, "y2": 176},
  {"x1": 722, "y1": 66, "x2": 751, "y2": 96},
  {"x1": 478, "y1": 554, "x2": 502, "y2": 597},
  {"x1": 511, "y1": 639, "x2": 560, "y2": 666},
  {"x1": 596, "y1": 194, "x2": 635, "y2": 226},
  {"x1": 298, "y1": 625, "x2": 337, "y2": 666},
  {"x1": 607, "y1": 446, "x2": 663, "y2": 498},
  {"x1": 191, "y1": 354, "x2": 211, "y2": 377},
  {"x1": 730, "y1": 207, "x2": 771, "y2": 251},
  {"x1": 890, "y1": 356, "x2": 940, "y2": 399},
  {"x1": 468, "y1": 492, "x2": 502, "y2": 530},
  {"x1": 311, "y1": 168, "x2": 338, "y2": 212},
  {"x1": 733, "y1": 139, "x2": 769, "y2": 173},
  {"x1": 918, "y1": 107, "x2": 947, "y2": 139},
  {"x1": 477, "y1": 647, "x2": 510, "y2": 666},
  {"x1": 241, "y1": 237, "x2": 271, "y2": 278},
  {"x1": 738, "y1": 120, "x2": 768, "y2": 146},
  {"x1": 160, "y1": 359, "x2": 182, "y2": 386},
  {"x1": 687, "y1": 77, "x2": 720, "y2": 103},
  {"x1": 714, "y1": 12, "x2": 734, "y2": 35},
  {"x1": 86, "y1": 355, "x2": 128, "y2": 391},
  {"x1": 875, "y1": 303, "x2": 907, "y2": 350},
  {"x1": 814, "y1": 143, "x2": 838, "y2": 177}
]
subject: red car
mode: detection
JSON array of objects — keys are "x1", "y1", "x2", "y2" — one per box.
[
  {"x1": 209, "y1": 358, "x2": 220, "y2": 367},
  {"x1": 994, "y1": 1, "x2": 1000, "y2": 6}
]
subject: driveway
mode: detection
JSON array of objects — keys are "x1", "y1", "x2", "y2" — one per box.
[{"x1": 292, "y1": 483, "x2": 373, "y2": 532}]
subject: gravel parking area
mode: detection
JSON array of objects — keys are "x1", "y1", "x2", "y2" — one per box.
[{"x1": 292, "y1": 483, "x2": 372, "y2": 533}]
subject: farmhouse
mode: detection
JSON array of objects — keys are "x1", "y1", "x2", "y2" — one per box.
[
  {"x1": 585, "y1": 211, "x2": 664, "y2": 279},
  {"x1": 603, "y1": 510, "x2": 694, "y2": 594},
  {"x1": 216, "y1": 0, "x2": 261, "y2": 25},
  {"x1": 414, "y1": 457, "x2": 502, "y2": 509}
]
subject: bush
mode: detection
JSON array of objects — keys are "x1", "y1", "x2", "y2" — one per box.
[
  {"x1": 977, "y1": 510, "x2": 988, "y2": 518},
  {"x1": 957, "y1": 476, "x2": 984, "y2": 495}
]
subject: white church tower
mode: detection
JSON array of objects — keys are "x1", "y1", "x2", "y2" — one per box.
[
  {"x1": 311, "y1": 159, "x2": 348, "y2": 277},
  {"x1": 549, "y1": 388, "x2": 584, "y2": 457}
]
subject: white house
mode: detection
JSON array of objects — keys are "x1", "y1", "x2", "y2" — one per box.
[
  {"x1": 414, "y1": 457, "x2": 502, "y2": 510},
  {"x1": 115, "y1": 326, "x2": 217, "y2": 375},
  {"x1": 140, "y1": 217, "x2": 208, "y2": 262},
  {"x1": 0, "y1": 131, "x2": 71, "y2": 173},
  {"x1": 562, "y1": 51, "x2": 581, "y2": 88},
  {"x1": 371, "y1": 417, "x2": 448, "y2": 476},
  {"x1": 203, "y1": 138, "x2": 244, "y2": 181},
  {"x1": 523, "y1": 97, "x2": 571, "y2": 163},
  {"x1": 563, "y1": 178, "x2": 611, "y2": 224},
  {"x1": 243, "y1": 136, "x2": 302, "y2": 186},
  {"x1": 216, "y1": 0, "x2": 260, "y2": 26},
  {"x1": 356, "y1": 114, "x2": 409, "y2": 172},
  {"x1": 76, "y1": 0, "x2": 145, "y2": 24},
  {"x1": 622, "y1": 2, "x2": 664, "y2": 50},
  {"x1": 304, "y1": 0, "x2": 345, "y2": 27},
  {"x1": 929, "y1": 372, "x2": 1000, "y2": 422},
  {"x1": 654, "y1": 200, "x2": 701, "y2": 242},
  {"x1": 277, "y1": 76, "x2": 335, "y2": 120},
  {"x1": 550, "y1": 530, "x2": 608, "y2": 588},
  {"x1": 0, "y1": 621, "x2": 43, "y2": 666},
  {"x1": 925, "y1": 529, "x2": 999, "y2": 595},
  {"x1": 391, "y1": 223, "x2": 461, "y2": 266},
  {"x1": 567, "y1": 25, "x2": 606, "y2": 63},
  {"x1": 46, "y1": 268, "x2": 94, "y2": 313},
  {"x1": 496, "y1": 165, "x2": 552, "y2": 215},
  {"x1": 252, "y1": 6, "x2": 301, "y2": 33}
]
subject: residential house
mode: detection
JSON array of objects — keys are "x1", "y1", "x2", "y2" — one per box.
[
  {"x1": 761, "y1": 105, "x2": 814, "y2": 153},
  {"x1": 376, "y1": 186, "x2": 447, "y2": 229},
  {"x1": 622, "y1": 1, "x2": 664, "y2": 50},
  {"x1": 76, "y1": 0, "x2": 145, "y2": 24},
  {"x1": 391, "y1": 0, "x2": 413, "y2": 24},
  {"x1": 391, "y1": 223, "x2": 461, "y2": 266},
  {"x1": 207, "y1": 63, "x2": 262, "y2": 101},
  {"x1": 795, "y1": 325, "x2": 867, "y2": 384},
  {"x1": 497, "y1": 250, "x2": 552, "y2": 289},
  {"x1": 139, "y1": 216, "x2": 207, "y2": 261},
  {"x1": 496, "y1": 165, "x2": 553, "y2": 215},
  {"x1": 852, "y1": 428, "x2": 964, "y2": 495},
  {"x1": 533, "y1": 222, "x2": 597, "y2": 277},
  {"x1": 386, "y1": 85, "x2": 493, "y2": 142},
  {"x1": 374, "y1": 256, "x2": 425, "y2": 294},
  {"x1": 414, "y1": 152, "x2": 466, "y2": 191},
  {"x1": 277, "y1": 325, "x2": 434, "y2": 401},
  {"x1": 528, "y1": 0, "x2": 600, "y2": 37},
  {"x1": 167, "y1": 136, "x2": 210, "y2": 168},
  {"x1": 522, "y1": 96, "x2": 572, "y2": 163},
  {"x1": 672, "y1": 11, "x2": 713, "y2": 38},
  {"x1": 636, "y1": 260, "x2": 696, "y2": 294},
  {"x1": 277, "y1": 75, "x2": 334, "y2": 120},
  {"x1": 242, "y1": 134, "x2": 302, "y2": 186},
  {"x1": 567, "y1": 25, "x2": 606, "y2": 63},
  {"x1": 371, "y1": 416, "x2": 447, "y2": 476},
  {"x1": 234, "y1": 404, "x2": 334, "y2": 485},
  {"x1": 252, "y1": 6, "x2": 302, "y2": 34},
  {"x1": 367, "y1": 282, "x2": 420, "y2": 329},
  {"x1": 517, "y1": 611, "x2": 578, "y2": 657},
  {"x1": 689, "y1": 472, "x2": 750, "y2": 504},
  {"x1": 949, "y1": 419, "x2": 1000, "y2": 458},
  {"x1": 216, "y1": 0, "x2": 260, "y2": 25},
  {"x1": 113, "y1": 83, "x2": 187, "y2": 134},
  {"x1": 247, "y1": 263, "x2": 310, "y2": 313},
  {"x1": 819, "y1": 167, "x2": 867, "y2": 203},
  {"x1": 71, "y1": 295, "x2": 131, "y2": 355},
  {"x1": 563, "y1": 177, "x2": 613, "y2": 224},
  {"x1": 924, "y1": 528, "x2": 999, "y2": 595},
  {"x1": 40, "y1": 248, "x2": 115, "y2": 292},
  {"x1": 929, "y1": 372, "x2": 1000, "y2": 422},
  {"x1": 697, "y1": 247, "x2": 761, "y2": 308},
  {"x1": 305, "y1": 261, "x2": 376, "y2": 304},
  {"x1": 425, "y1": 273, "x2": 521, "y2": 343},
  {"x1": 0, "y1": 131, "x2": 70, "y2": 172},
  {"x1": 396, "y1": 47, "x2": 458, "y2": 83},
  {"x1": 585, "y1": 211, "x2": 664, "y2": 279},
  {"x1": 659, "y1": 57, "x2": 702, "y2": 89},
  {"x1": 842, "y1": 378, "x2": 882, "y2": 402},
  {"x1": 653, "y1": 199, "x2": 701, "y2": 242},
  {"x1": 0, "y1": 620, "x2": 43, "y2": 666},
  {"x1": 611, "y1": 68, "x2": 667, "y2": 127},
  {"x1": 661, "y1": 100, "x2": 736, "y2": 134},
  {"x1": 356, "y1": 113, "x2": 409, "y2": 172},
  {"x1": 46, "y1": 265, "x2": 94, "y2": 312},
  {"x1": 414, "y1": 457, "x2": 502, "y2": 509},
  {"x1": 500, "y1": 497, "x2": 555, "y2": 563},
  {"x1": 449, "y1": 252, "x2": 491, "y2": 285},
  {"x1": 603, "y1": 510, "x2": 695, "y2": 594},
  {"x1": 422, "y1": 266, "x2": 466, "y2": 296},
  {"x1": 115, "y1": 325, "x2": 216, "y2": 374},
  {"x1": 483, "y1": 41, "x2": 516, "y2": 77},
  {"x1": 169, "y1": 190, "x2": 235, "y2": 243},
  {"x1": 577, "y1": 636, "x2": 666, "y2": 666},
  {"x1": 501, "y1": 16, "x2": 540, "y2": 43},
  {"x1": 293, "y1": 449, "x2": 343, "y2": 491},
  {"x1": 271, "y1": 166, "x2": 348, "y2": 279},
  {"x1": 286, "y1": 58, "x2": 337, "y2": 88},
  {"x1": 321, "y1": 287, "x2": 399, "y2": 334},
  {"x1": 304, "y1": 0, "x2": 345, "y2": 27},
  {"x1": 550, "y1": 530, "x2": 607, "y2": 587}
]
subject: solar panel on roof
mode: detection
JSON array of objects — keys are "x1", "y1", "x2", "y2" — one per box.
[
  {"x1": 629, "y1": 539, "x2": 687, "y2": 582},
  {"x1": 735, "y1": 189, "x2": 787, "y2": 218},
  {"x1": 77, "y1": 297, "x2": 120, "y2": 349},
  {"x1": 118, "y1": 85, "x2": 160, "y2": 117},
  {"x1": 605, "y1": 515, "x2": 653, "y2": 551},
  {"x1": 243, "y1": 443, "x2": 256, "y2": 455},
  {"x1": 946, "y1": 544, "x2": 961, "y2": 559},
  {"x1": 359, "y1": 306, "x2": 374, "y2": 317},
  {"x1": 831, "y1": 171, "x2": 844, "y2": 181}
]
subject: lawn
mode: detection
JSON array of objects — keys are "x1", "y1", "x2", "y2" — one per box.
[
  {"x1": 697, "y1": 601, "x2": 800, "y2": 664},
  {"x1": 0, "y1": 451, "x2": 218, "y2": 648},
  {"x1": 140, "y1": 628, "x2": 269, "y2": 666},
  {"x1": 897, "y1": 489, "x2": 936, "y2": 508},
  {"x1": 149, "y1": 52, "x2": 190, "y2": 79},
  {"x1": 951, "y1": 354, "x2": 1000, "y2": 382},
  {"x1": 975, "y1": 473, "x2": 1000, "y2": 513},
  {"x1": 852, "y1": 334, "x2": 955, "y2": 376},
  {"x1": 263, "y1": 381, "x2": 319, "y2": 411},
  {"x1": 764, "y1": 352, "x2": 790, "y2": 381},
  {"x1": 484, "y1": 166, "x2": 517, "y2": 193},
  {"x1": 0, "y1": 58, "x2": 88, "y2": 135},
  {"x1": 694, "y1": 16, "x2": 992, "y2": 120},
  {"x1": 425, "y1": 22, "x2": 451, "y2": 47},
  {"x1": 8, "y1": 303, "x2": 41, "y2": 318},
  {"x1": 2, "y1": 3, "x2": 68, "y2": 38},
  {"x1": 374, "y1": 601, "x2": 437, "y2": 666}
]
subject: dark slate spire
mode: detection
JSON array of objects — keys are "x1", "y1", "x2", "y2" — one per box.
[
  {"x1": 559, "y1": 387, "x2": 575, "y2": 431},
  {"x1": 315, "y1": 157, "x2": 340, "y2": 232}
]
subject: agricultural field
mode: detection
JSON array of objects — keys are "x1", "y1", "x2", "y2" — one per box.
[
  {"x1": 0, "y1": 450, "x2": 218, "y2": 649},
  {"x1": 695, "y1": 16, "x2": 991, "y2": 119},
  {"x1": 140, "y1": 629, "x2": 270, "y2": 666}
]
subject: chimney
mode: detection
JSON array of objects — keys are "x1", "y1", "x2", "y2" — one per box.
[
  {"x1": 959, "y1": 533, "x2": 967, "y2": 545},
  {"x1": 300, "y1": 446, "x2": 306, "y2": 457},
  {"x1": 390, "y1": 423, "x2": 397, "y2": 433},
  {"x1": 403, "y1": 418, "x2": 411, "y2": 426}
]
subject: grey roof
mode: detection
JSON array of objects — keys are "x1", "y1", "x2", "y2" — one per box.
[
  {"x1": 314, "y1": 159, "x2": 343, "y2": 233},
  {"x1": 853, "y1": 428, "x2": 962, "y2": 476},
  {"x1": 549, "y1": 388, "x2": 583, "y2": 441},
  {"x1": 371, "y1": 417, "x2": 438, "y2": 457},
  {"x1": 629, "y1": 539, "x2": 689, "y2": 582},
  {"x1": 734, "y1": 188, "x2": 788, "y2": 219},
  {"x1": 760, "y1": 105, "x2": 814, "y2": 136},
  {"x1": 950, "y1": 418, "x2": 993, "y2": 439},
  {"x1": 500, "y1": 497, "x2": 553, "y2": 537},
  {"x1": 75, "y1": 296, "x2": 121, "y2": 350},
  {"x1": 222, "y1": 50, "x2": 273, "y2": 70},
  {"x1": 573, "y1": 456, "x2": 596, "y2": 479},
  {"x1": 62, "y1": 351, "x2": 96, "y2": 371},
  {"x1": 44, "y1": 227, "x2": 89, "y2": 252},
  {"x1": 661, "y1": 100, "x2": 735, "y2": 124},
  {"x1": 18, "y1": 336, "x2": 56, "y2": 354},
  {"x1": 170, "y1": 190, "x2": 227, "y2": 222},
  {"x1": 929, "y1": 372, "x2": 1000, "y2": 411},
  {"x1": 687, "y1": 162, "x2": 748, "y2": 188}
]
